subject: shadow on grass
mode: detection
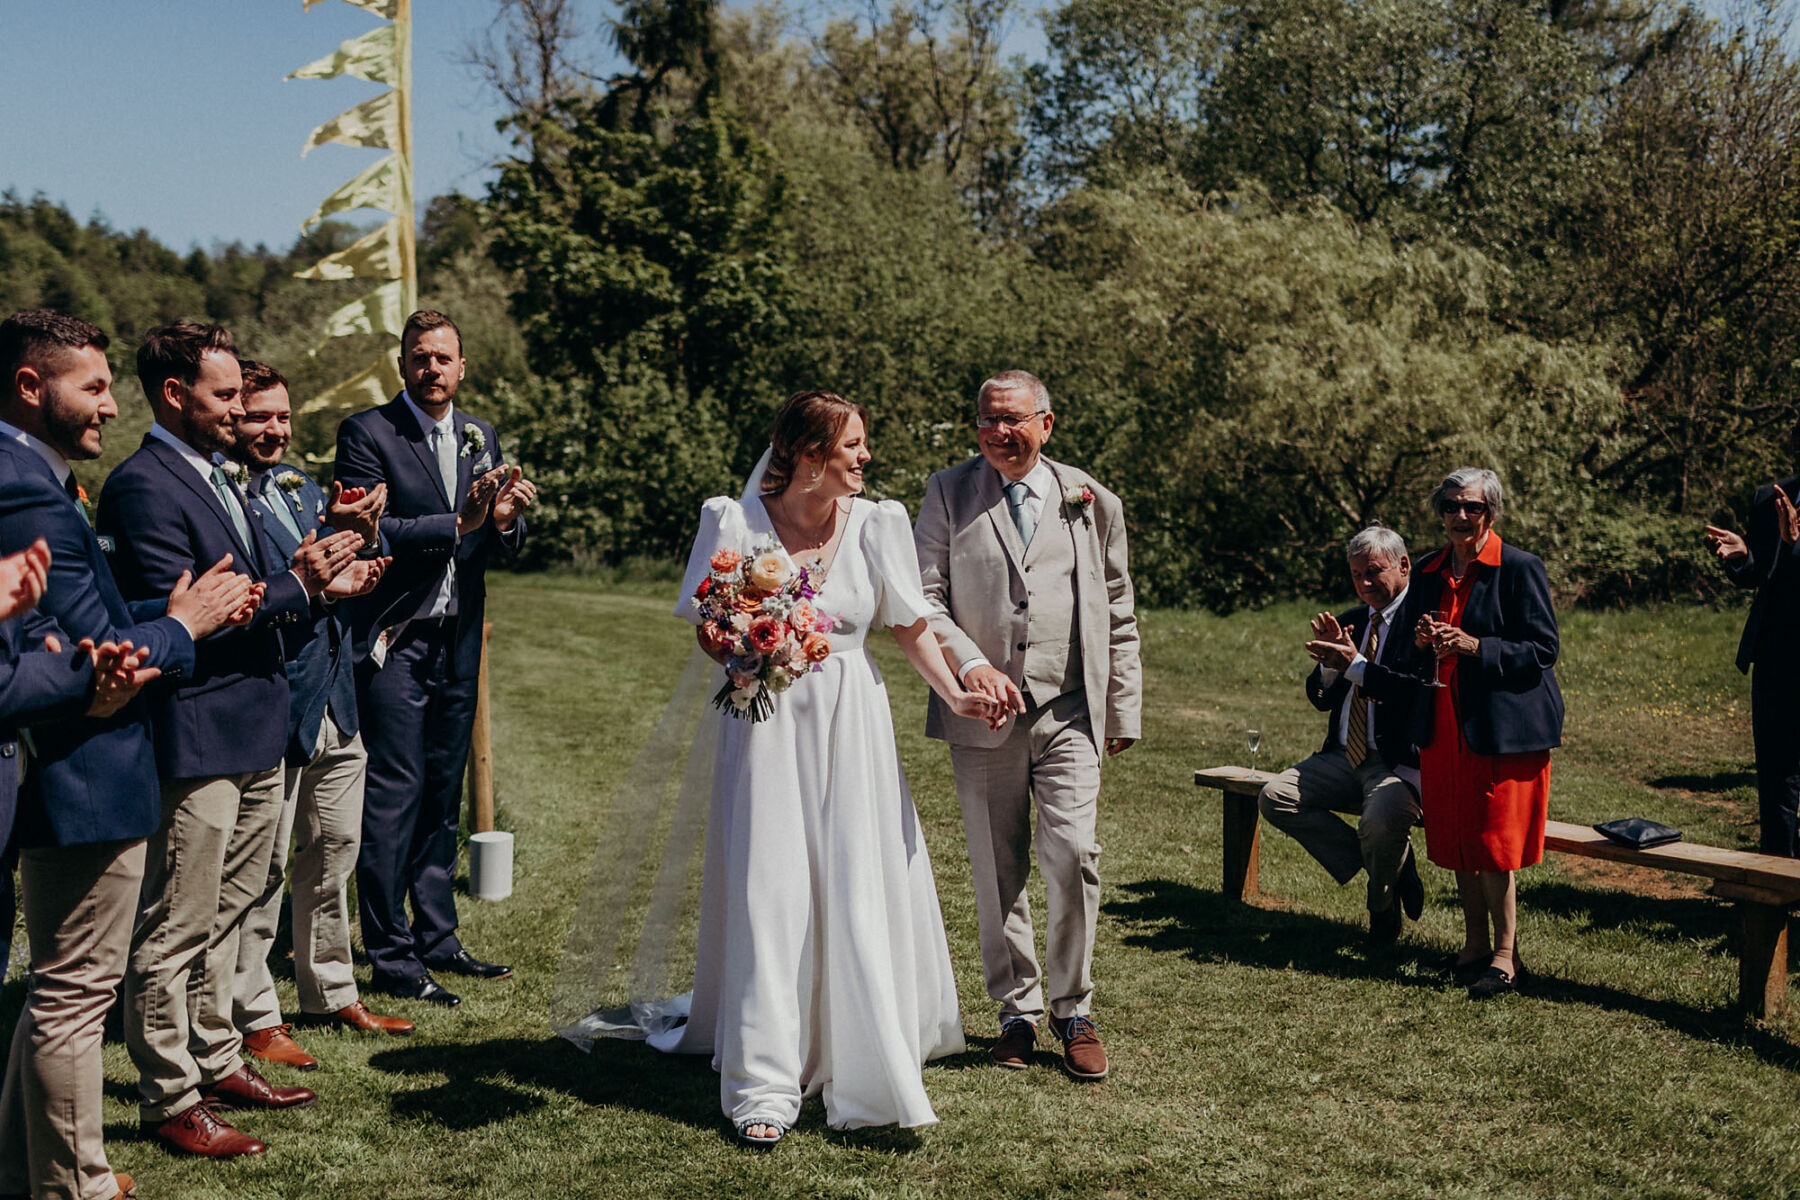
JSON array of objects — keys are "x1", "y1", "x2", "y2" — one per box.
[
  {"x1": 1112, "y1": 876, "x2": 1800, "y2": 1072},
  {"x1": 1647, "y1": 769, "x2": 1756, "y2": 794},
  {"x1": 1519, "y1": 879, "x2": 1735, "y2": 950}
]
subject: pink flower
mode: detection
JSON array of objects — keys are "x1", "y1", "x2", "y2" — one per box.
[
  {"x1": 747, "y1": 617, "x2": 787, "y2": 656},
  {"x1": 788, "y1": 600, "x2": 817, "y2": 634}
]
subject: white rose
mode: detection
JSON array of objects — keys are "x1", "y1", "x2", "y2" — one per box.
[{"x1": 747, "y1": 548, "x2": 795, "y2": 592}]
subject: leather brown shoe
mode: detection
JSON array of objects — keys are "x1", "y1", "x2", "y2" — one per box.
[
  {"x1": 202, "y1": 1063, "x2": 316, "y2": 1111},
  {"x1": 150, "y1": 1101, "x2": 267, "y2": 1158},
  {"x1": 113, "y1": 1172, "x2": 137, "y2": 1198},
  {"x1": 1053, "y1": 1015, "x2": 1109, "y2": 1081},
  {"x1": 990, "y1": 1017, "x2": 1036, "y2": 1070},
  {"x1": 244, "y1": 1024, "x2": 318, "y2": 1070},
  {"x1": 299, "y1": 999, "x2": 415, "y2": 1035}
]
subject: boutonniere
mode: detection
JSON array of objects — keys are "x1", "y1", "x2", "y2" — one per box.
[
  {"x1": 277, "y1": 471, "x2": 306, "y2": 495},
  {"x1": 219, "y1": 460, "x2": 249, "y2": 488},
  {"x1": 75, "y1": 481, "x2": 91, "y2": 518},
  {"x1": 1063, "y1": 484, "x2": 1095, "y2": 522},
  {"x1": 460, "y1": 425, "x2": 486, "y2": 459}
]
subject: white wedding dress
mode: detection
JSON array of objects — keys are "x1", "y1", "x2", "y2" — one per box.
[{"x1": 652, "y1": 493, "x2": 965, "y2": 1131}]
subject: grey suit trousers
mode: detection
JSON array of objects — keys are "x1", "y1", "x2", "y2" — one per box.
[
  {"x1": 1258, "y1": 748, "x2": 1421, "y2": 912},
  {"x1": 951, "y1": 691, "x2": 1101, "y2": 1025}
]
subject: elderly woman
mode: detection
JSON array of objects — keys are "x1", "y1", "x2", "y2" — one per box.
[{"x1": 1402, "y1": 468, "x2": 1564, "y2": 999}]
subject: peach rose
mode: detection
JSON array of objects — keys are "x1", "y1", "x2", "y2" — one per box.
[
  {"x1": 747, "y1": 548, "x2": 795, "y2": 591},
  {"x1": 748, "y1": 617, "x2": 787, "y2": 656},
  {"x1": 787, "y1": 600, "x2": 817, "y2": 634},
  {"x1": 802, "y1": 633, "x2": 832, "y2": 663},
  {"x1": 710, "y1": 548, "x2": 743, "y2": 574}
]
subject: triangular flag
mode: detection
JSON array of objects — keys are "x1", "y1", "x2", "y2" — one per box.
[
  {"x1": 297, "y1": 353, "x2": 404, "y2": 416},
  {"x1": 295, "y1": 218, "x2": 404, "y2": 281},
  {"x1": 300, "y1": 154, "x2": 403, "y2": 230},
  {"x1": 303, "y1": 0, "x2": 401, "y2": 18},
  {"x1": 288, "y1": 24, "x2": 400, "y2": 85},
  {"x1": 315, "y1": 280, "x2": 405, "y2": 342},
  {"x1": 303, "y1": 90, "x2": 401, "y2": 155}
]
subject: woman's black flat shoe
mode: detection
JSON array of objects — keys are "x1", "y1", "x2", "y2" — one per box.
[
  {"x1": 1468, "y1": 966, "x2": 1518, "y2": 1000},
  {"x1": 1435, "y1": 952, "x2": 1488, "y2": 984}
]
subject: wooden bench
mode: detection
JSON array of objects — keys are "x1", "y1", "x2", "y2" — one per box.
[{"x1": 1194, "y1": 765, "x2": 1800, "y2": 1018}]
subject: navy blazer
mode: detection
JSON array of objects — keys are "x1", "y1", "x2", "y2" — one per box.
[
  {"x1": 333, "y1": 396, "x2": 524, "y2": 680},
  {"x1": 97, "y1": 433, "x2": 312, "y2": 780},
  {"x1": 0, "y1": 436, "x2": 194, "y2": 847},
  {"x1": 1306, "y1": 603, "x2": 1420, "y2": 771},
  {"x1": 1725, "y1": 475, "x2": 1800, "y2": 673},
  {"x1": 244, "y1": 463, "x2": 361, "y2": 762},
  {"x1": 0, "y1": 608, "x2": 101, "y2": 858},
  {"x1": 1390, "y1": 540, "x2": 1565, "y2": 757}
]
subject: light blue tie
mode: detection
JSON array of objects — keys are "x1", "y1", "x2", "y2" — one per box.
[
  {"x1": 259, "y1": 473, "x2": 305, "y2": 544},
  {"x1": 1004, "y1": 480, "x2": 1035, "y2": 549},
  {"x1": 209, "y1": 465, "x2": 255, "y2": 550}
]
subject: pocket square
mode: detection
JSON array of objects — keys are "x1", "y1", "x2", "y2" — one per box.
[{"x1": 1593, "y1": 817, "x2": 1682, "y2": 849}]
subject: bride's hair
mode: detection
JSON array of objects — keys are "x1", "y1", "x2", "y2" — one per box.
[{"x1": 761, "y1": 390, "x2": 867, "y2": 494}]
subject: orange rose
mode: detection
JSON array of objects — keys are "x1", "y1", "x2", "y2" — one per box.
[
  {"x1": 748, "y1": 617, "x2": 786, "y2": 656},
  {"x1": 710, "y1": 548, "x2": 743, "y2": 573},
  {"x1": 731, "y1": 590, "x2": 765, "y2": 614},
  {"x1": 802, "y1": 633, "x2": 832, "y2": 663}
]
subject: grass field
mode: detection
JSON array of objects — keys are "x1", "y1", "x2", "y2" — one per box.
[{"x1": 6, "y1": 577, "x2": 1797, "y2": 1198}]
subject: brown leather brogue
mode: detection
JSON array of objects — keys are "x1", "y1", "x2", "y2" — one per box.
[
  {"x1": 990, "y1": 1018, "x2": 1036, "y2": 1070},
  {"x1": 113, "y1": 1171, "x2": 138, "y2": 1198},
  {"x1": 244, "y1": 1024, "x2": 319, "y2": 1070},
  {"x1": 149, "y1": 1102, "x2": 267, "y2": 1158},
  {"x1": 202, "y1": 1063, "x2": 317, "y2": 1111},
  {"x1": 1053, "y1": 1015, "x2": 1109, "y2": 1082},
  {"x1": 299, "y1": 999, "x2": 415, "y2": 1036}
]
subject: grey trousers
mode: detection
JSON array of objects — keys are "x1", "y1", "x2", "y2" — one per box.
[
  {"x1": 0, "y1": 837, "x2": 146, "y2": 1200},
  {"x1": 1258, "y1": 748, "x2": 1421, "y2": 912},
  {"x1": 234, "y1": 721, "x2": 367, "y2": 1028},
  {"x1": 950, "y1": 692, "x2": 1101, "y2": 1026},
  {"x1": 125, "y1": 768, "x2": 284, "y2": 1123}
]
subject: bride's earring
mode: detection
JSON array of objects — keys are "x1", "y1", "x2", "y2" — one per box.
[{"x1": 804, "y1": 467, "x2": 821, "y2": 493}]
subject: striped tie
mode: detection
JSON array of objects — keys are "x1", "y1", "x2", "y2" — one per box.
[{"x1": 1345, "y1": 614, "x2": 1381, "y2": 768}]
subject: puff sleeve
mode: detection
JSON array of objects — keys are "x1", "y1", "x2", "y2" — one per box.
[
  {"x1": 863, "y1": 499, "x2": 934, "y2": 630},
  {"x1": 674, "y1": 497, "x2": 745, "y2": 625}
]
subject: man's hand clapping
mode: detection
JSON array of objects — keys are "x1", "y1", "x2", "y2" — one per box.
[
  {"x1": 456, "y1": 466, "x2": 508, "y2": 538},
  {"x1": 166, "y1": 556, "x2": 255, "y2": 640},
  {"x1": 492, "y1": 466, "x2": 536, "y2": 532},
  {"x1": 326, "y1": 481, "x2": 386, "y2": 549},
  {"x1": 0, "y1": 537, "x2": 52, "y2": 624},
  {"x1": 323, "y1": 554, "x2": 392, "y2": 600},
  {"x1": 40, "y1": 635, "x2": 162, "y2": 719},
  {"x1": 1304, "y1": 611, "x2": 1357, "y2": 671},
  {"x1": 291, "y1": 528, "x2": 366, "y2": 597}
]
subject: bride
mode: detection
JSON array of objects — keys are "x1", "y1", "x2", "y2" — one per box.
[{"x1": 651, "y1": 390, "x2": 1002, "y2": 1145}]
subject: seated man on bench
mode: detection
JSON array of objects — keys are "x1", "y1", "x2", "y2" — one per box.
[{"x1": 1259, "y1": 524, "x2": 1425, "y2": 948}]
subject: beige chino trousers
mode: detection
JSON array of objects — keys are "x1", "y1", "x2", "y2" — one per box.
[{"x1": 0, "y1": 837, "x2": 147, "y2": 1200}]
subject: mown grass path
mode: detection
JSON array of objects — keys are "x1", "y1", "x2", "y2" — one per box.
[{"x1": 17, "y1": 579, "x2": 1797, "y2": 1198}]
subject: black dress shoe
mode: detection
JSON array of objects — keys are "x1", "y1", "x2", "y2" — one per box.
[
  {"x1": 1397, "y1": 846, "x2": 1425, "y2": 922},
  {"x1": 1468, "y1": 965, "x2": 1519, "y2": 1000},
  {"x1": 1366, "y1": 902, "x2": 1403, "y2": 948},
  {"x1": 372, "y1": 973, "x2": 462, "y2": 1007},
  {"x1": 427, "y1": 949, "x2": 513, "y2": 980}
]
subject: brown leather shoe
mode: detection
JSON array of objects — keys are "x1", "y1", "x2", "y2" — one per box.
[
  {"x1": 113, "y1": 1172, "x2": 138, "y2": 1198},
  {"x1": 244, "y1": 1024, "x2": 319, "y2": 1070},
  {"x1": 149, "y1": 1101, "x2": 267, "y2": 1157},
  {"x1": 1053, "y1": 1015, "x2": 1109, "y2": 1081},
  {"x1": 202, "y1": 1063, "x2": 317, "y2": 1111},
  {"x1": 990, "y1": 1018, "x2": 1036, "y2": 1069},
  {"x1": 299, "y1": 999, "x2": 415, "y2": 1035}
]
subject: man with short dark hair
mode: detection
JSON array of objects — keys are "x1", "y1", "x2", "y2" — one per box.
[
  {"x1": 0, "y1": 309, "x2": 249, "y2": 1196},
  {"x1": 1258, "y1": 525, "x2": 1426, "y2": 948},
  {"x1": 334, "y1": 309, "x2": 534, "y2": 1006},
  {"x1": 225, "y1": 361, "x2": 410, "y2": 1070},
  {"x1": 100, "y1": 322, "x2": 370, "y2": 1158}
]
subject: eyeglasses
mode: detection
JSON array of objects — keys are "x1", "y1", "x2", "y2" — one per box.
[
  {"x1": 976, "y1": 412, "x2": 1046, "y2": 431},
  {"x1": 1440, "y1": 500, "x2": 1491, "y2": 517}
]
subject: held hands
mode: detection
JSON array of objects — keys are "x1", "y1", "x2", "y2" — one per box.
[
  {"x1": 291, "y1": 528, "x2": 366, "y2": 597},
  {"x1": 457, "y1": 467, "x2": 509, "y2": 538},
  {"x1": 166, "y1": 556, "x2": 256, "y2": 640},
  {"x1": 326, "y1": 481, "x2": 386, "y2": 548},
  {"x1": 492, "y1": 466, "x2": 536, "y2": 532},
  {"x1": 947, "y1": 687, "x2": 1012, "y2": 731},
  {"x1": 42, "y1": 635, "x2": 162, "y2": 719},
  {"x1": 1304, "y1": 611, "x2": 1357, "y2": 671},
  {"x1": 0, "y1": 538, "x2": 52, "y2": 624},
  {"x1": 324, "y1": 554, "x2": 392, "y2": 600},
  {"x1": 958, "y1": 664, "x2": 1026, "y2": 734}
]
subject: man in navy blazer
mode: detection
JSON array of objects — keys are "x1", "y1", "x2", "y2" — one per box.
[
  {"x1": 0, "y1": 310, "x2": 259, "y2": 1193},
  {"x1": 99, "y1": 322, "x2": 370, "y2": 1157},
  {"x1": 333, "y1": 309, "x2": 533, "y2": 1005},
  {"x1": 1259, "y1": 525, "x2": 1426, "y2": 948},
  {"x1": 223, "y1": 360, "x2": 413, "y2": 1070},
  {"x1": 1706, "y1": 453, "x2": 1800, "y2": 857}
]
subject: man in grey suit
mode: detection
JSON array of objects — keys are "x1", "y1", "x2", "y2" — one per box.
[{"x1": 915, "y1": 369, "x2": 1141, "y2": 1082}]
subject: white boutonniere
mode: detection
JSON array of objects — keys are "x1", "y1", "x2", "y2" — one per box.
[
  {"x1": 277, "y1": 471, "x2": 307, "y2": 495},
  {"x1": 460, "y1": 425, "x2": 486, "y2": 459},
  {"x1": 1063, "y1": 483, "x2": 1095, "y2": 523},
  {"x1": 218, "y1": 460, "x2": 249, "y2": 488}
]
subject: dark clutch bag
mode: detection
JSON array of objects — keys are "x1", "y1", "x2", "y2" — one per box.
[{"x1": 1593, "y1": 817, "x2": 1682, "y2": 849}]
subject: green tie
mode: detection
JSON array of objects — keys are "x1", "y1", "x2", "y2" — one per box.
[
  {"x1": 260, "y1": 473, "x2": 306, "y2": 544},
  {"x1": 209, "y1": 465, "x2": 255, "y2": 551}
]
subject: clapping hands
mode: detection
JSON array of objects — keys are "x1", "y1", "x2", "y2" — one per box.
[
  {"x1": 1304, "y1": 611, "x2": 1357, "y2": 671},
  {"x1": 326, "y1": 481, "x2": 386, "y2": 549},
  {"x1": 0, "y1": 538, "x2": 52, "y2": 624},
  {"x1": 40, "y1": 634, "x2": 162, "y2": 719}
]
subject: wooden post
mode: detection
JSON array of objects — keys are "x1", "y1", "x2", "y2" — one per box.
[
  {"x1": 470, "y1": 620, "x2": 494, "y2": 834},
  {"x1": 1221, "y1": 793, "x2": 1261, "y2": 902},
  {"x1": 1737, "y1": 901, "x2": 1790, "y2": 1020}
]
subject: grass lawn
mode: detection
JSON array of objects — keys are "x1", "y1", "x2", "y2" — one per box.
[{"x1": 7, "y1": 577, "x2": 1797, "y2": 1198}]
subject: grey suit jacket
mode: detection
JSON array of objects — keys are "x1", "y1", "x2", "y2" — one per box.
[{"x1": 914, "y1": 454, "x2": 1142, "y2": 750}]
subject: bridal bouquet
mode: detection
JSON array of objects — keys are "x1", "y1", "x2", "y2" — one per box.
[{"x1": 692, "y1": 535, "x2": 837, "y2": 721}]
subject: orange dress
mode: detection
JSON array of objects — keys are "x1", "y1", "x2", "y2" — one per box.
[{"x1": 1419, "y1": 535, "x2": 1551, "y2": 872}]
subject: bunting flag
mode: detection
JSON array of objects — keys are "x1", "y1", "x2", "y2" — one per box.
[{"x1": 292, "y1": 0, "x2": 416, "y2": 434}]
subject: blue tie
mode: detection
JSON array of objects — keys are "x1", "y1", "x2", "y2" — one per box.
[{"x1": 1004, "y1": 480, "x2": 1035, "y2": 549}]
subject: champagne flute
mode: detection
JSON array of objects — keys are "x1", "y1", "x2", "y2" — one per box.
[{"x1": 1246, "y1": 726, "x2": 1262, "y2": 771}]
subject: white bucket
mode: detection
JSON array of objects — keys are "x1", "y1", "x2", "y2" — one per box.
[{"x1": 469, "y1": 831, "x2": 514, "y2": 901}]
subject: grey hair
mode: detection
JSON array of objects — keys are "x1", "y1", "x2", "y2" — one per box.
[
  {"x1": 1430, "y1": 466, "x2": 1505, "y2": 522},
  {"x1": 1346, "y1": 524, "x2": 1408, "y2": 565},
  {"x1": 977, "y1": 370, "x2": 1051, "y2": 414}
]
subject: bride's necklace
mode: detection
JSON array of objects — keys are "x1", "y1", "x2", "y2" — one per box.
[{"x1": 770, "y1": 493, "x2": 843, "y2": 553}]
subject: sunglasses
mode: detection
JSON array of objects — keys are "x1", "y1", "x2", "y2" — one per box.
[{"x1": 1440, "y1": 500, "x2": 1490, "y2": 517}]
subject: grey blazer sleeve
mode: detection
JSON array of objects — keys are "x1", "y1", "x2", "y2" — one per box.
[
  {"x1": 1093, "y1": 483, "x2": 1142, "y2": 740},
  {"x1": 914, "y1": 472, "x2": 983, "y2": 672}
]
